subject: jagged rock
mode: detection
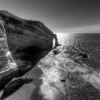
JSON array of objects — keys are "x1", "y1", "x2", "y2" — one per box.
[
  {"x1": 0, "y1": 10, "x2": 58, "y2": 65},
  {"x1": 0, "y1": 10, "x2": 58, "y2": 99},
  {"x1": 32, "y1": 33, "x2": 100, "y2": 100},
  {"x1": 1, "y1": 77, "x2": 33, "y2": 100},
  {"x1": 53, "y1": 49, "x2": 61, "y2": 55}
]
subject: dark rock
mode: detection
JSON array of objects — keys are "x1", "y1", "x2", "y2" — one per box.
[
  {"x1": 0, "y1": 10, "x2": 58, "y2": 71},
  {"x1": 53, "y1": 49, "x2": 61, "y2": 55},
  {"x1": 1, "y1": 77, "x2": 33, "y2": 100},
  {"x1": 60, "y1": 79, "x2": 66, "y2": 82},
  {"x1": 77, "y1": 52, "x2": 88, "y2": 58},
  {"x1": 0, "y1": 10, "x2": 58, "y2": 99},
  {"x1": 0, "y1": 64, "x2": 33, "y2": 92}
]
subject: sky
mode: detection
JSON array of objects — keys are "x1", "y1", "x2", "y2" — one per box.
[{"x1": 0, "y1": 0, "x2": 100, "y2": 33}]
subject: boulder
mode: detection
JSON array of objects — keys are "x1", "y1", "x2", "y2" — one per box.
[{"x1": 33, "y1": 33, "x2": 100, "y2": 100}]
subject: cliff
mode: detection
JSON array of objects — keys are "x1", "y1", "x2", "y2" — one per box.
[
  {"x1": 0, "y1": 10, "x2": 59, "y2": 65},
  {"x1": 0, "y1": 10, "x2": 58, "y2": 99}
]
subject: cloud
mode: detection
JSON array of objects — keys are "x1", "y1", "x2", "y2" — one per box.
[{"x1": 53, "y1": 24, "x2": 100, "y2": 33}]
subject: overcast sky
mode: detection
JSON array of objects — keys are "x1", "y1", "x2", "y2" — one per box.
[{"x1": 0, "y1": 0, "x2": 100, "y2": 32}]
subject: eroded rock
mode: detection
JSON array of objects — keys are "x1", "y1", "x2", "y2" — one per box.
[
  {"x1": 0, "y1": 10, "x2": 57, "y2": 99},
  {"x1": 33, "y1": 33, "x2": 100, "y2": 100},
  {"x1": 0, "y1": 10, "x2": 58, "y2": 65}
]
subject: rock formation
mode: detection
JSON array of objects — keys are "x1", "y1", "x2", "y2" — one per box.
[
  {"x1": 0, "y1": 10, "x2": 59, "y2": 63},
  {"x1": 1, "y1": 77, "x2": 33, "y2": 100},
  {"x1": 30, "y1": 33, "x2": 100, "y2": 100},
  {"x1": 0, "y1": 10, "x2": 57, "y2": 99}
]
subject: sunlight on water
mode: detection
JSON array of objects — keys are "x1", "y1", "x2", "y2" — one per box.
[{"x1": 55, "y1": 33, "x2": 70, "y2": 44}]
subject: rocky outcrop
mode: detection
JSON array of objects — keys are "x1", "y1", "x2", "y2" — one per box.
[
  {"x1": 0, "y1": 10, "x2": 58, "y2": 99},
  {"x1": 31, "y1": 33, "x2": 100, "y2": 100},
  {"x1": 0, "y1": 10, "x2": 58, "y2": 65}
]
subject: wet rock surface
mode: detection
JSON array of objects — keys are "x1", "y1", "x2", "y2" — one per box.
[{"x1": 30, "y1": 33, "x2": 100, "y2": 100}]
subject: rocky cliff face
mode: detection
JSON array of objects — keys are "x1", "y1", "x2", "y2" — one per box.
[
  {"x1": 0, "y1": 10, "x2": 58, "y2": 99},
  {"x1": 0, "y1": 10, "x2": 58, "y2": 65}
]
